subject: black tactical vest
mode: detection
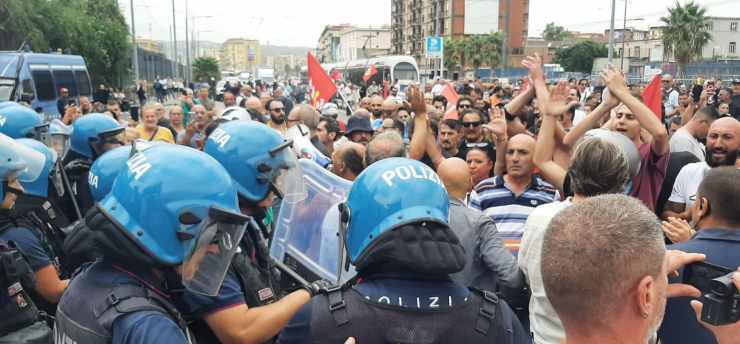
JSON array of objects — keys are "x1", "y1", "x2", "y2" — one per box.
[
  {"x1": 308, "y1": 286, "x2": 517, "y2": 344},
  {"x1": 0, "y1": 218, "x2": 63, "y2": 317},
  {"x1": 0, "y1": 240, "x2": 46, "y2": 338},
  {"x1": 188, "y1": 225, "x2": 279, "y2": 343},
  {"x1": 54, "y1": 263, "x2": 193, "y2": 344}
]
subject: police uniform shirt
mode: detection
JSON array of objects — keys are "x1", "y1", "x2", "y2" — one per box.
[
  {"x1": 181, "y1": 269, "x2": 246, "y2": 318},
  {"x1": 0, "y1": 226, "x2": 53, "y2": 272}
]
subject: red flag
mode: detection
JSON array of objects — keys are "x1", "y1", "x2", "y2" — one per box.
[
  {"x1": 442, "y1": 83, "x2": 460, "y2": 120},
  {"x1": 307, "y1": 52, "x2": 337, "y2": 108},
  {"x1": 641, "y1": 74, "x2": 663, "y2": 120},
  {"x1": 362, "y1": 64, "x2": 378, "y2": 82}
]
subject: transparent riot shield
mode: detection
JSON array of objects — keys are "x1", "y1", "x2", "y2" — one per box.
[
  {"x1": 286, "y1": 124, "x2": 331, "y2": 168},
  {"x1": 270, "y1": 159, "x2": 355, "y2": 284}
]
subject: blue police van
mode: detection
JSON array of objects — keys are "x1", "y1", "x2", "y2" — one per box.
[{"x1": 0, "y1": 51, "x2": 93, "y2": 118}]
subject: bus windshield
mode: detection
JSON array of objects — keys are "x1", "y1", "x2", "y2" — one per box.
[
  {"x1": 0, "y1": 55, "x2": 19, "y2": 101},
  {"x1": 393, "y1": 62, "x2": 418, "y2": 82},
  {"x1": 0, "y1": 78, "x2": 16, "y2": 102}
]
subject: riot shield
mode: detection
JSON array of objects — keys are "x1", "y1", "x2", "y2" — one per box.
[
  {"x1": 270, "y1": 159, "x2": 356, "y2": 285},
  {"x1": 286, "y1": 124, "x2": 331, "y2": 168}
]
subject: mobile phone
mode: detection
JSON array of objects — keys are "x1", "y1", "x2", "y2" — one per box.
[
  {"x1": 683, "y1": 261, "x2": 733, "y2": 294},
  {"x1": 692, "y1": 85, "x2": 703, "y2": 103}
]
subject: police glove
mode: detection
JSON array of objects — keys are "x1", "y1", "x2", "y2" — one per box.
[
  {"x1": 302, "y1": 279, "x2": 334, "y2": 297},
  {"x1": 64, "y1": 159, "x2": 92, "y2": 174}
]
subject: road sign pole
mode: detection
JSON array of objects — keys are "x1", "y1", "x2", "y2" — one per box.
[{"x1": 440, "y1": 37, "x2": 444, "y2": 79}]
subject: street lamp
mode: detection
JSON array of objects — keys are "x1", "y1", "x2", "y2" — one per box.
[{"x1": 189, "y1": 15, "x2": 212, "y2": 80}]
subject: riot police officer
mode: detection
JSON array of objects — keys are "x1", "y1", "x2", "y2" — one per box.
[
  {"x1": 0, "y1": 105, "x2": 76, "y2": 234},
  {"x1": 179, "y1": 120, "x2": 329, "y2": 344},
  {"x1": 0, "y1": 133, "x2": 52, "y2": 343},
  {"x1": 61, "y1": 113, "x2": 124, "y2": 221},
  {"x1": 0, "y1": 135, "x2": 69, "y2": 316},
  {"x1": 54, "y1": 143, "x2": 249, "y2": 344},
  {"x1": 278, "y1": 158, "x2": 529, "y2": 344}
]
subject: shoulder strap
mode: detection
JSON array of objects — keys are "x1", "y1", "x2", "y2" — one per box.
[
  {"x1": 326, "y1": 286, "x2": 350, "y2": 327},
  {"x1": 94, "y1": 284, "x2": 191, "y2": 341},
  {"x1": 469, "y1": 287, "x2": 500, "y2": 336}
]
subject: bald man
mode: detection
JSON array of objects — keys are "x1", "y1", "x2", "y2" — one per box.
[
  {"x1": 440, "y1": 158, "x2": 524, "y2": 301},
  {"x1": 331, "y1": 142, "x2": 366, "y2": 181},
  {"x1": 469, "y1": 134, "x2": 560, "y2": 255},
  {"x1": 664, "y1": 117, "x2": 740, "y2": 220}
]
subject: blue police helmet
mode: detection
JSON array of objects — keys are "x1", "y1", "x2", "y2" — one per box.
[
  {"x1": 0, "y1": 133, "x2": 47, "y2": 200},
  {"x1": 203, "y1": 120, "x2": 297, "y2": 203},
  {"x1": 15, "y1": 138, "x2": 56, "y2": 198},
  {"x1": 343, "y1": 157, "x2": 449, "y2": 264},
  {"x1": 0, "y1": 105, "x2": 43, "y2": 139},
  {"x1": 88, "y1": 141, "x2": 163, "y2": 202},
  {"x1": 0, "y1": 101, "x2": 21, "y2": 110},
  {"x1": 99, "y1": 144, "x2": 241, "y2": 266},
  {"x1": 70, "y1": 113, "x2": 124, "y2": 159}
]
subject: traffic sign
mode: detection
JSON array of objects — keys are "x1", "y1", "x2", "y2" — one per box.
[{"x1": 426, "y1": 36, "x2": 443, "y2": 58}]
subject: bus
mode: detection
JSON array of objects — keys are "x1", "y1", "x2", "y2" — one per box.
[
  {"x1": 0, "y1": 51, "x2": 92, "y2": 118},
  {"x1": 304, "y1": 55, "x2": 420, "y2": 97}
]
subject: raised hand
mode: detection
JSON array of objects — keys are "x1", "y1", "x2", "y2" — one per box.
[
  {"x1": 600, "y1": 65, "x2": 629, "y2": 97},
  {"x1": 541, "y1": 80, "x2": 578, "y2": 117},
  {"x1": 483, "y1": 106, "x2": 507, "y2": 142},
  {"x1": 521, "y1": 53, "x2": 545, "y2": 82},
  {"x1": 406, "y1": 85, "x2": 427, "y2": 116}
]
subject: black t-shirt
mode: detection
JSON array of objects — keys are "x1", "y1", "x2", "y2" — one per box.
[
  {"x1": 731, "y1": 94, "x2": 740, "y2": 120},
  {"x1": 655, "y1": 151, "x2": 700, "y2": 215}
]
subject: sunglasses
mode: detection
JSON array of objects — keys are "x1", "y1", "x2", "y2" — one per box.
[
  {"x1": 459, "y1": 104, "x2": 472, "y2": 109},
  {"x1": 462, "y1": 121, "x2": 481, "y2": 128}
]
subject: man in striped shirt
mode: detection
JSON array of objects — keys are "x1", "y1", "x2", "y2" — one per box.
[{"x1": 470, "y1": 134, "x2": 559, "y2": 255}]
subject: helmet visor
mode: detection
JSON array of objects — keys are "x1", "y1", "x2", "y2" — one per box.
[
  {"x1": 181, "y1": 207, "x2": 248, "y2": 296},
  {"x1": 271, "y1": 145, "x2": 307, "y2": 204},
  {"x1": 49, "y1": 119, "x2": 72, "y2": 159},
  {"x1": 0, "y1": 133, "x2": 47, "y2": 183}
]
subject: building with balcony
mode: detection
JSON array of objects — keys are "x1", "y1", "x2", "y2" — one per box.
[
  {"x1": 391, "y1": 0, "x2": 530, "y2": 72},
  {"x1": 220, "y1": 38, "x2": 261, "y2": 73}
]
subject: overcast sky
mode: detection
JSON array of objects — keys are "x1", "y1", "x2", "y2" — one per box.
[{"x1": 119, "y1": 0, "x2": 740, "y2": 47}]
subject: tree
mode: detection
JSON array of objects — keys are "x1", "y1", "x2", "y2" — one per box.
[
  {"x1": 0, "y1": 0, "x2": 131, "y2": 86},
  {"x1": 554, "y1": 41, "x2": 608, "y2": 73},
  {"x1": 193, "y1": 57, "x2": 220, "y2": 83},
  {"x1": 661, "y1": 1, "x2": 712, "y2": 77},
  {"x1": 444, "y1": 33, "x2": 502, "y2": 78},
  {"x1": 542, "y1": 22, "x2": 570, "y2": 42}
]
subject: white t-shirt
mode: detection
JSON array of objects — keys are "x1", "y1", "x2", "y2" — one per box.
[
  {"x1": 669, "y1": 127, "x2": 705, "y2": 162},
  {"x1": 668, "y1": 161, "x2": 710, "y2": 210},
  {"x1": 519, "y1": 200, "x2": 572, "y2": 344},
  {"x1": 572, "y1": 109, "x2": 587, "y2": 127}
]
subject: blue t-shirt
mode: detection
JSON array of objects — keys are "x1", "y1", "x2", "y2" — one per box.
[
  {"x1": 181, "y1": 269, "x2": 246, "y2": 318},
  {"x1": 0, "y1": 226, "x2": 52, "y2": 271},
  {"x1": 113, "y1": 311, "x2": 189, "y2": 344}
]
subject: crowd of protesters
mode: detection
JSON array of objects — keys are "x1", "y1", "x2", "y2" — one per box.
[{"x1": 1, "y1": 49, "x2": 739, "y2": 344}]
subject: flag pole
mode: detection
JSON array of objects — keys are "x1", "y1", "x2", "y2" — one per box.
[{"x1": 337, "y1": 87, "x2": 354, "y2": 116}]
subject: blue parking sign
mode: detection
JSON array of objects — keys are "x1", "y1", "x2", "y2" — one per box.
[{"x1": 426, "y1": 36, "x2": 443, "y2": 58}]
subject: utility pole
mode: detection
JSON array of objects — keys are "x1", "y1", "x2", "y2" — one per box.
[
  {"x1": 185, "y1": 0, "x2": 191, "y2": 84},
  {"x1": 620, "y1": 0, "x2": 628, "y2": 72},
  {"x1": 130, "y1": 0, "x2": 139, "y2": 83},
  {"x1": 608, "y1": 0, "x2": 616, "y2": 64},
  {"x1": 171, "y1": 0, "x2": 178, "y2": 78}
]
